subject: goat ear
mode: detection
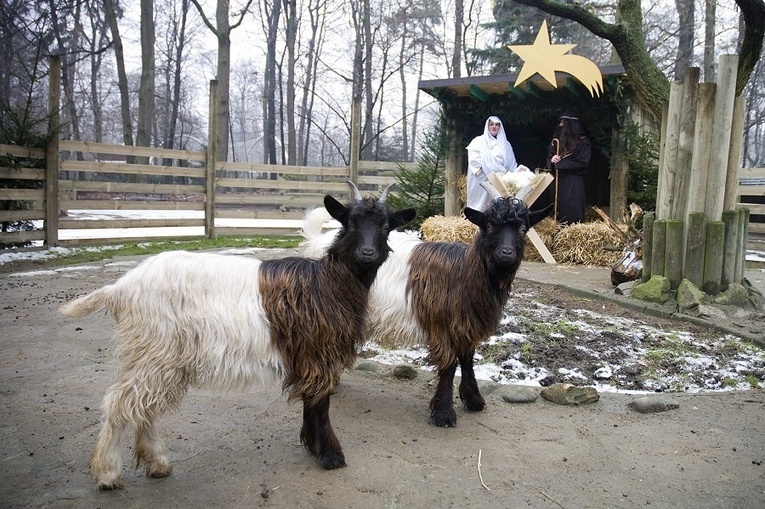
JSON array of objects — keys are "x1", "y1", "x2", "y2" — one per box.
[
  {"x1": 464, "y1": 207, "x2": 487, "y2": 228},
  {"x1": 389, "y1": 207, "x2": 417, "y2": 230},
  {"x1": 528, "y1": 204, "x2": 553, "y2": 228},
  {"x1": 324, "y1": 195, "x2": 349, "y2": 226}
]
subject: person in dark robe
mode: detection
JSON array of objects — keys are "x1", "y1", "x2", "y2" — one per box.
[{"x1": 545, "y1": 114, "x2": 591, "y2": 224}]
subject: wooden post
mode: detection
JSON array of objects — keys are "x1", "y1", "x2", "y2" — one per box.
[
  {"x1": 702, "y1": 221, "x2": 725, "y2": 294},
  {"x1": 721, "y1": 210, "x2": 739, "y2": 290},
  {"x1": 686, "y1": 83, "x2": 716, "y2": 215},
  {"x1": 734, "y1": 208, "x2": 749, "y2": 284},
  {"x1": 444, "y1": 115, "x2": 462, "y2": 216},
  {"x1": 670, "y1": 68, "x2": 699, "y2": 220},
  {"x1": 205, "y1": 80, "x2": 218, "y2": 239},
  {"x1": 656, "y1": 82, "x2": 683, "y2": 220},
  {"x1": 349, "y1": 95, "x2": 361, "y2": 196},
  {"x1": 650, "y1": 220, "x2": 667, "y2": 279},
  {"x1": 723, "y1": 97, "x2": 746, "y2": 211},
  {"x1": 642, "y1": 212, "x2": 655, "y2": 283},
  {"x1": 45, "y1": 56, "x2": 61, "y2": 247},
  {"x1": 609, "y1": 112, "x2": 629, "y2": 221},
  {"x1": 665, "y1": 220, "x2": 684, "y2": 289},
  {"x1": 684, "y1": 212, "x2": 706, "y2": 288},
  {"x1": 705, "y1": 55, "x2": 738, "y2": 221}
]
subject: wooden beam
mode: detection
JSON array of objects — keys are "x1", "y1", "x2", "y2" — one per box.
[
  {"x1": 524, "y1": 81, "x2": 542, "y2": 99},
  {"x1": 565, "y1": 78, "x2": 580, "y2": 96},
  {"x1": 508, "y1": 86, "x2": 527, "y2": 100},
  {"x1": 469, "y1": 84, "x2": 489, "y2": 102}
]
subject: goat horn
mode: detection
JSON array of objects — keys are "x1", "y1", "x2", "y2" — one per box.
[
  {"x1": 479, "y1": 181, "x2": 502, "y2": 201},
  {"x1": 346, "y1": 180, "x2": 364, "y2": 202},
  {"x1": 515, "y1": 185, "x2": 533, "y2": 203},
  {"x1": 379, "y1": 182, "x2": 396, "y2": 202}
]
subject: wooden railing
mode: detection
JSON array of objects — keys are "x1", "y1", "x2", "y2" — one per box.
[
  {"x1": 739, "y1": 167, "x2": 765, "y2": 234},
  {"x1": 0, "y1": 140, "x2": 414, "y2": 246},
  {"x1": 1, "y1": 138, "x2": 761, "y2": 247}
]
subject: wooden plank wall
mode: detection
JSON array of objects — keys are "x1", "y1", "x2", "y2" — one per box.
[{"x1": 1, "y1": 140, "x2": 412, "y2": 246}]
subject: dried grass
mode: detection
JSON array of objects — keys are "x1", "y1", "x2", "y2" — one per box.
[
  {"x1": 420, "y1": 215, "x2": 477, "y2": 243},
  {"x1": 523, "y1": 217, "x2": 560, "y2": 262},
  {"x1": 552, "y1": 221, "x2": 624, "y2": 266}
]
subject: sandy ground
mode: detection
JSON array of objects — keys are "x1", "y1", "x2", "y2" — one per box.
[{"x1": 2, "y1": 251, "x2": 765, "y2": 508}]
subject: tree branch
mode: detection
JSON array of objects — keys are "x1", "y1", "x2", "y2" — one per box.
[{"x1": 189, "y1": 0, "x2": 219, "y2": 37}]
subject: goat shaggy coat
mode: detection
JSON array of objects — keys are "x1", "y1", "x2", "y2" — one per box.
[
  {"x1": 302, "y1": 195, "x2": 549, "y2": 427},
  {"x1": 60, "y1": 186, "x2": 415, "y2": 490}
]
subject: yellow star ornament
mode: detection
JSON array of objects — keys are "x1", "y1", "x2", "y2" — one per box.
[{"x1": 508, "y1": 20, "x2": 603, "y2": 97}]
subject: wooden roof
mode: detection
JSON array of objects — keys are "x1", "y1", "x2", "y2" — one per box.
[{"x1": 418, "y1": 64, "x2": 626, "y2": 101}]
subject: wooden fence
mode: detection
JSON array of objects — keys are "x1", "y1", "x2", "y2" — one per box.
[
  {"x1": 0, "y1": 140, "x2": 415, "y2": 246},
  {"x1": 739, "y1": 167, "x2": 765, "y2": 234}
]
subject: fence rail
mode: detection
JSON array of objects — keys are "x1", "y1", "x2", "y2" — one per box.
[
  {"x1": 2, "y1": 138, "x2": 762, "y2": 247},
  {"x1": 739, "y1": 167, "x2": 765, "y2": 234},
  {"x1": 1, "y1": 140, "x2": 414, "y2": 246}
]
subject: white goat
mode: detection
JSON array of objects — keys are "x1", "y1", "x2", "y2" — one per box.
[{"x1": 60, "y1": 182, "x2": 415, "y2": 489}]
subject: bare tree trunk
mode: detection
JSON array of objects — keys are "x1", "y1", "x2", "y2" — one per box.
[
  {"x1": 410, "y1": 48, "x2": 425, "y2": 161},
  {"x1": 191, "y1": 0, "x2": 255, "y2": 162},
  {"x1": 703, "y1": 0, "x2": 716, "y2": 81},
  {"x1": 214, "y1": 0, "x2": 231, "y2": 161},
  {"x1": 167, "y1": 0, "x2": 190, "y2": 154},
  {"x1": 298, "y1": 0, "x2": 324, "y2": 166},
  {"x1": 399, "y1": 3, "x2": 410, "y2": 161},
  {"x1": 673, "y1": 0, "x2": 694, "y2": 80},
  {"x1": 137, "y1": 0, "x2": 155, "y2": 156},
  {"x1": 362, "y1": 0, "x2": 374, "y2": 160},
  {"x1": 86, "y1": 7, "x2": 108, "y2": 143},
  {"x1": 103, "y1": 0, "x2": 135, "y2": 151},
  {"x1": 351, "y1": 0, "x2": 364, "y2": 164},
  {"x1": 48, "y1": 0, "x2": 82, "y2": 142},
  {"x1": 453, "y1": 0, "x2": 463, "y2": 78},
  {"x1": 285, "y1": 0, "x2": 297, "y2": 165},
  {"x1": 262, "y1": 0, "x2": 281, "y2": 165}
]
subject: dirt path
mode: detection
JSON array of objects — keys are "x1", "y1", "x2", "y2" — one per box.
[{"x1": 2, "y1": 252, "x2": 764, "y2": 508}]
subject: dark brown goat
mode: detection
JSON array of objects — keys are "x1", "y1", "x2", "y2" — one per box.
[
  {"x1": 59, "y1": 182, "x2": 415, "y2": 489},
  {"x1": 302, "y1": 186, "x2": 549, "y2": 427}
]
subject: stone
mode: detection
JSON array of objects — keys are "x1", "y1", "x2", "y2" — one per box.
[
  {"x1": 500, "y1": 386, "x2": 539, "y2": 404},
  {"x1": 631, "y1": 275, "x2": 672, "y2": 304},
  {"x1": 628, "y1": 396, "x2": 680, "y2": 414},
  {"x1": 355, "y1": 360, "x2": 379, "y2": 372},
  {"x1": 391, "y1": 364, "x2": 418, "y2": 380},
  {"x1": 698, "y1": 304, "x2": 729, "y2": 320},
  {"x1": 676, "y1": 279, "x2": 706, "y2": 312},
  {"x1": 477, "y1": 380, "x2": 501, "y2": 397},
  {"x1": 540, "y1": 383, "x2": 599, "y2": 405},
  {"x1": 615, "y1": 281, "x2": 635, "y2": 296},
  {"x1": 715, "y1": 283, "x2": 752, "y2": 308}
]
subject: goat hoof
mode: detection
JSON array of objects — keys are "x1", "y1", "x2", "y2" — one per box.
[
  {"x1": 319, "y1": 451, "x2": 346, "y2": 470},
  {"x1": 147, "y1": 466, "x2": 172, "y2": 479},
  {"x1": 96, "y1": 477, "x2": 124, "y2": 491},
  {"x1": 430, "y1": 410, "x2": 457, "y2": 428},
  {"x1": 464, "y1": 398, "x2": 486, "y2": 412}
]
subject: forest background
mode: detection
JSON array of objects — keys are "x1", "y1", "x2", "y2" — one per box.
[{"x1": 1, "y1": 0, "x2": 764, "y2": 175}]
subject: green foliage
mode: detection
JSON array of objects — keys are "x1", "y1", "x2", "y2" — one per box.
[
  {"x1": 623, "y1": 122, "x2": 659, "y2": 212},
  {"x1": 0, "y1": 103, "x2": 51, "y2": 248},
  {"x1": 387, "y1": 120, "x2": 447, "y2": 228}
]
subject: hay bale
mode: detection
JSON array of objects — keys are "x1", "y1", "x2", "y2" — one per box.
[
  {"x1": 420, "y1": 215, "x2": 477, "y2": 243},
  {"x1": 552, "y1": 221, "x2": 624, "y2": 266}
]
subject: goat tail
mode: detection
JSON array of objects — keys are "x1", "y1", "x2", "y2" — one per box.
[
  {"x1": 59, "y1": 285, "x2": 114, "y2": 317},
  {"x1": 299, "y1": 206, "x2": 337, "y2": 258}
]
